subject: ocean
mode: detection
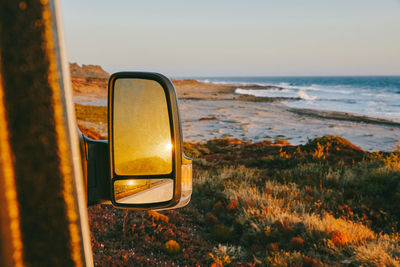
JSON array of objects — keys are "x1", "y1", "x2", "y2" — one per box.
[{"x1": 191, "y1": 76, "x2": 400, "y2": 123}]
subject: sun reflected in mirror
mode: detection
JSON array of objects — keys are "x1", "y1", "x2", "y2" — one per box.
[
  {"x1": 165, "y1": 143, "x2": 173, "y2": 152},
  {"x1": 126, "y1": 180, "x2": 135, "y2": 186}
]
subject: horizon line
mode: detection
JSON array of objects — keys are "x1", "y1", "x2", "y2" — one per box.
[{"x1": 171, "y1": 74, "x2": 400, "y2": 78}]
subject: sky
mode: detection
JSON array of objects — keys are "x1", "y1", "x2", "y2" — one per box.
[{"x1": 61, "y1": 0, "x2": 400, "y2": 77}]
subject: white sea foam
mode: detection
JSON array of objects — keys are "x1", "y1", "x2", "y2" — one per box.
[
  {"x1": 199, "y1": 77, "x2": 400, "y2": 121},
  {"x1": 297, "y1": 90, "x2": 317, "y2": 101}
]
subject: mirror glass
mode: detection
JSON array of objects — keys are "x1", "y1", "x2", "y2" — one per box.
[
  {"x1": 114, "y1": 179, "x2": 173, "y2": 204},
  {"x1": 113, "y1": 78, "x2": 173, "y2": 176}
]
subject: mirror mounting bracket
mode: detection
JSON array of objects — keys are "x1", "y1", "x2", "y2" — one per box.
[{"x1": 78, "y1": 129, "x2": 111, "y2": 206}]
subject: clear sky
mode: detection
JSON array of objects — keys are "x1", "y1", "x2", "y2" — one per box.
[{"x1": 61, "y1": 0, "x2": 400, "y2": 77}]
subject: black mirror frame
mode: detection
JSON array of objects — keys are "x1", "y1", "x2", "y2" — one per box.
[{"x1": 108, "y1": 72, "x2": 183, "y2": 209}]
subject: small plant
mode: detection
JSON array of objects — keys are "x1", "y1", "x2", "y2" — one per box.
[
  {"x1": 164, "y1": 240, "x2": 180, "y2": 255},
  {"x1": 274, "y1": 137, "x2": 291, "y2": 146},
  {"x1": 209, "y1": 253, "x2": 231, "y2": 267},
  {"x1": 226, "y1": 199, "x2": 239, "y2": 212},
  {"x1": 279, "y1": 148, "x2": 291, "y2": 159},
  {"x1": 330, "y1": 230, "x2": 348, "y2": 247},
  {"x1": 266, "y1": 251, "x2": 304, "y2": 266},
  {"x1": 264, "y1": 225, "x2": 271, "y2": 237},
  {"x1": 312, "y1": 142, "x2": 329, "y2": 160},
  {"x1": 290, "y1": 237, "x2": 304, "y2": 249},
  {"x1": 147, "y1": 210, "x2": 169, "y2": 224},
  {"x1": 304, "y1": 195, "x2": 314, "y2": 202},
  {"x1": 383, "y1": 148, "x2": 400, "y2": 171},
  {"x1": 305, "y1": 186, "x2": 313, "y2": 194},
  {"x1": 210, "y1": 245, "x2": 245, "y2": 266}
]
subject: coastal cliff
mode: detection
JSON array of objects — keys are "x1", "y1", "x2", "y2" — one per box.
[
  {"x1": 69, "y1": 62, "x2": 109, "y2": 79},
  {"x1": 69, "y1": 63, "x2": 108, "y2": 96}
]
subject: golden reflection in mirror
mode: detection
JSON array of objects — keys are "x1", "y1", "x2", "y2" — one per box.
[
  {"x1": 114, "y1": 79, "x2": 172, "y2": 175},
  {"x1": 114, "y1": 179, "x2": 173, "y2": 204}
]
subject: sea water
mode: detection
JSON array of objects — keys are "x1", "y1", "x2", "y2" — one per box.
[{"x1": 191, "y1": 76, "x2": 400, "y2": 122}]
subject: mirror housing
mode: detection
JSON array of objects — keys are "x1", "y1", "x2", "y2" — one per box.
[{"x1": 108, "y1": 72, "x2": 192, "y2": 210}]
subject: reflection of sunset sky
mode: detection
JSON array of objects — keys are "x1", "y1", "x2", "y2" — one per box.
[{"x1": 114, "y1": 79, "x2": 172, "y2": 175}]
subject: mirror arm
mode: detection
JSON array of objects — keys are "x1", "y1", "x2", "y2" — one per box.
[{"x1": 78, "y1": 128, "x2": 111, "y2": 206}]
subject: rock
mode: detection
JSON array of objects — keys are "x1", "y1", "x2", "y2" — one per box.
[{"x1": 69, "y1": 62, "x2": 109, "y2": 79}]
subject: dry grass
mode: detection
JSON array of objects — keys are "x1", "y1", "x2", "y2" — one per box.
[
  {"x1": 353, "y1": 238, "x2": 400, "y2": 266},
  {"x1": 189, "y1": 136, "x2": 400, "y2": 265},
  {"x1": 81, "y1": 127, "x2": 400, "y2": 265}
]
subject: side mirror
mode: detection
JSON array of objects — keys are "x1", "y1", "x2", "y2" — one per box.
[{"x1": 108, "y1": 72, "x2": 192, "y2": 210}]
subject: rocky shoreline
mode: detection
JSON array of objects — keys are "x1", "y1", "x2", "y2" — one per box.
[{"x1": 71, "y1": 63, "x2": 400, "y2": 151}]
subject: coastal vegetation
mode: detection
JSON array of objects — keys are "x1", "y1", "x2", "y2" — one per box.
[
  {"x1": 72, "y1": 65, "x2": 400, "y2": 265},
  {"x1": 81, "y1": 120, "x2": 400, "y2": 265}
]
